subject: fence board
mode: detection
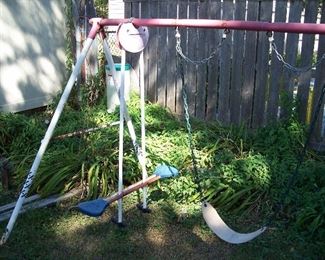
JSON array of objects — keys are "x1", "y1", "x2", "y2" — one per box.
[
  {"x1": 124, "y1": 1, "x2": 131, "y2": 18},
  {"x1": 206, "y1": 0, "x2": 221, "y2": 121},
  {"x1": 196, "y1": 1, "x2": 209, "y2": 120},
  {"x1": 139, "y1": 2, "x2": 150, "y2": 100},
  {"x1": 123, "y1": 0, "x2": 324, "y2": 145},
  {"x1": 217, "y1": 0, "x2": 234, "y2": 124},
  {"x1": 266, "y1": 1, "x2": 287, "y2": 123},
  {"x1": 241, "y1": 0, "x2": 259, "y2": 126},
  {"x1": 156, "y1": 1, "x2": 168, "y2": 107},
  {"x1": 296, "y1": 0, "x2": 318, "y2": 123},
  {"x1": 147, "y1": 1, "x2": 158, "y2": 102},
  {"x1": 312, "y1": 4, "x2": 325, "y2": 141},
  {"x1": 175, "y1": 0, "x2": 188, "y2": 116},
  {"x1": 84, "y1": 0, "x2": 98, "y2": 78},
  {"x1": 252, "y1": 0, "x2": 273, "y2": 128},
  {"x1": 166, "y1": 0, "x2": 177, "y2": 113},
  {"x1": 229, "y1": 0, "x2": 245, "y2": 125},
  {"x1": 281, "y1": 0, "x2": 303, "y2": 119},
  {"x1": 186, "y1": 1, "x2": 198, "y2": 116}
]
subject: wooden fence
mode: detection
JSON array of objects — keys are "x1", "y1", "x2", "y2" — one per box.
[{"x1": 122, "y1": 0, "x2": 325, "y2": 145}]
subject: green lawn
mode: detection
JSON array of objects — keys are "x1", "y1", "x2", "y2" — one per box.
[{"x1": 0, "y1": 193, "x2": 323, "y2": 259}]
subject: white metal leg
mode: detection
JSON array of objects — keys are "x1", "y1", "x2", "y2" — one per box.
[
  {"x1": 102, "y1": 38, "x2": 148, "y2": 201},
  {"x1": 117, "y1": 49, "x2": 126, "y2": 223},
  {"x1": 0, "y1": 38, "x2": 95, "y2": 245},
  {"x1": 139, "y1": 51, "x2": 148, "y2": 209}
]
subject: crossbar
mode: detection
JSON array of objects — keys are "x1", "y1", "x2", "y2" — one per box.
[{"x1": 90, "y1": 18, "x2": 325, "y2": 35}]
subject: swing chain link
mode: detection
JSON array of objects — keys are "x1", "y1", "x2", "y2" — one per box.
[
  {"x1": 175, "y1": 27, "x2": 228, "y2": 66},
  {"x1": 177, "y1": 27, "x2": 325, "y2": 228},
  {"x1": 175, "y1": 26, "x2": 230, "y2": 198},
  {"x1": 182, "y1": 85, "x2": 198, "y2": 178},
  {"x1": 176, "y1": 48, "x2": 204, "y2": 198},
  {"x1": 267, "y1": 32, "x2": 325, "y2": 76}
]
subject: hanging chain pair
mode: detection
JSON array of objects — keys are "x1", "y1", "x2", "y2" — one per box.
[
  {"x1": 177, "y1": 51, "x2": 204, "y2": 198},
  {"x1": 175, "y1": 26, "x2": 227, "y2": 170},
  {"x1": 176, "y1": 27, "x2": 229, "y2": 199},
  {"x1": 175, "y1": 27, "x2": 229, "y2": 66},
  {"x1": 177, "y1": 26, "x2": 325, "y2": 224},
  {"x1": 267, "y1": 32, "x2": 325, "y2": 76}
]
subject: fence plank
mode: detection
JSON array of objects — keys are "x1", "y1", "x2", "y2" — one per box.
[
  {"x1": 139, "y1": 2, "x2": 150, "y2": 99},
  {"x1": 124, "y1": 1, "x2": 131, "y2": 18},
  {"x1": 206, "y1": 0, "x2": 221, "y2": 121},
  {"x1": 186, "y1": 1, "x2": 198, "y2": 116},
  {"x1": 217, "y1": 0, "x2": 234, "y2": 124},
  {"x1": 266, "y1": 0, "x2": 287, "y2": 123},
  {"x1": 296, "y1": 0, "x2": 318, "y2": 123},
  {"x1": 281, "y1": 0, "x2": 303, "y2": 119},
  {"x1": 131, "y1": 2, "x2": 139, "y2": 21},
  {"x1": 252, "y1": 0, "x2": 273, "y2": 128},
  {"x1": 196, "y1": 1, "x2": 209, "y2": 120},
  {"x1": 147, "y1": 1, "x2": 158, "y2": 103},
  {"x1": 229, "y1": 0, "x2": 245, "y2": 125},
  {"x1": 166, "y1": 0, "x2": 178, "y2": 113},
  {"x1": 175, "y1": 0, "x2": 188, "y2": 116},
  {"x1": 241, "y1": 0, "x2": 259, "y2": 126},
  {"x1": 124, "y1": 0, "x2": 322, "y2": 138},
  {"x1": 156, "y1": 1, "x2": 168, "y2": 107},
  {"x1": 312, "y1": 4, "x2": 325, "y2": 142},
  {"x1": 72, "y1": 0, "x2": 82, "y2": 99},
  {"x1": 85, "y1": 0, "x2": 98, "y2": 78}
]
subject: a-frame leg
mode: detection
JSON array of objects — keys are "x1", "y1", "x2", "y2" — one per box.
[
  {"x1": 1, "y1": 37, "x2": 96, "y2": 245},
  {"x1": 137, "y1": 50, "x2": 150, "y2": 213}
]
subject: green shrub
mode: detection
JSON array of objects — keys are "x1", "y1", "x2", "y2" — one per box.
[{"x1": 1, "y1": 93, "x2": 324, "y2": 244}]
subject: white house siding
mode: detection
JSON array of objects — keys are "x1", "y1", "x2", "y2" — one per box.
[
  {"x1": 109, "y1": 0, "x2": 125, "y2": 19},
  {"x1": 0, "y1": 0, "x2": 66, "y2": 112},
  {"x1": 108, "y1": 0, "x2": 125, "y2": 33}
]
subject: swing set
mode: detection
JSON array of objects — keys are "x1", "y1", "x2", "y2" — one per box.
[{"x1": 1, "y1": 17, "x2": 325, "y2": 245}]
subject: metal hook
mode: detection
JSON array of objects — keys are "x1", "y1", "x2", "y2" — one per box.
[
  {"x1": 266, "y1": 31, "x2": 274, "y2": 42},
  {"x1": 222, "y1": 28, "x2": 230, "y2": 39}
]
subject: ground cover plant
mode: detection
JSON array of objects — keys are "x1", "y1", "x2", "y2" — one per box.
[{"x1": 0, "y1": 92, "x2": 324, "y2": 258}]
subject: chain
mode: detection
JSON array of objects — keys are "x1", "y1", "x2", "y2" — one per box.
[
  {"x1": 177, "y1": 27, "x2": 325, "y2": 225},
  {"x1": 175, "y1": 26, "x2": 229, "y2": 199},
  {"x1": 182, "y1": 86, "x2": 199, "y2": 179},
  {"x1": 177, "y1": 52, "x2": 204, "y2": 198},
  {"x1": 268, "y1": 32, "x2": 325, "y2": 76},
  {"x1": 175, "y1": 27, "x2": 229, "y2": 66}
]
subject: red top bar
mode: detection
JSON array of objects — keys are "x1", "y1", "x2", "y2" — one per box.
[{"x1": 93, "y1": 18, "x2": 325, "y2": 35}]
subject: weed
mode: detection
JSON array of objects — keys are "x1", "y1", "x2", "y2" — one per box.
[{"x1": 0, "y1": 92, "x2": 324, "y2": 245}]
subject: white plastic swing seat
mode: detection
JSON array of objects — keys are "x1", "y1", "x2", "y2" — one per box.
[{"x1": 202, "y1": 202, "x2": 267, "y2": 244}]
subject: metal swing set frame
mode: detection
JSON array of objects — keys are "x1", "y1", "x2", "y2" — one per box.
[{"x1": 1, "y1": 17, "x2": 324, "y2": 245}]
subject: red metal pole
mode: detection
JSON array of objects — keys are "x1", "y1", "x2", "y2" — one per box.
[{"x1": 90, "y1": 18, "x2": 325, "y2": 35}]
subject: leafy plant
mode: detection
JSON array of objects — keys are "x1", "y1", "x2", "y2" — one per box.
[
  {"x1": 94, "y1": 0, "x2": 109, "y2": 17},
  {"x1": 1, "y1": 92, "x2": 324, "y2": 245}
]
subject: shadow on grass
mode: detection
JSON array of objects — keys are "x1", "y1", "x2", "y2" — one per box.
[
  {"x1": 0, "y1": 196, "x2": 236, "y2": 259},
  {"x1": 0, "y1": 187, "x2": 322, "y2": 259}
]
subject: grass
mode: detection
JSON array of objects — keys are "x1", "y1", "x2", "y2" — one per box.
[
  {"x1": 0, "y1": 193, "x2": 323, "y2": 259},
  {"x1": 0, "y1": 92, "x2": 324, "y2": 258}
]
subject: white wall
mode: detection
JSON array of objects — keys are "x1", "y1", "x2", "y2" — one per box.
[
  {"x1": 108, "y1": 0, "x2": 124, "y2": 34},
  {"x1": 108, "y1": 0, "x2": 124, "y2": 19},
  {"x1": 0, "y1": 0, "x2": 66, "y2": 112}
]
